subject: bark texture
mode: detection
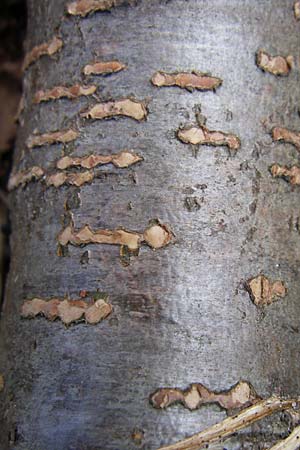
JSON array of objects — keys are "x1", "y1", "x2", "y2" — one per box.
[{"x1": 1, "y1": 1, "x2": 300, "y2": 449}]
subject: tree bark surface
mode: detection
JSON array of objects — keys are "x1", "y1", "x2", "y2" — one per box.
[{"x1": 1, "y1": 1, "x2": 300, "y2": 449}]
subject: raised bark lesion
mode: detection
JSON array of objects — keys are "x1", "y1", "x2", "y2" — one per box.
[
  {"x1": 8, "y1": 151, "x2": 143, "y2": 190},
  {"x1": 8, "y1": 166, "x2": 45, "y2": 190},
  {"x1": 150, "y1": 380, "x2": 260, "y2": 412},
  {"x1": 81, "y1": 97, "x2": 148, "y2": 121},
  {"x1": 245, "y1": 274, "x2": 287, "y2": 307},
  {"x1": 58, "y1": 219, "x2": 174, "y2": 255},
  {"x1": 83, "y1": 60, "x2": 126, "y2": 76},
  {"x1": 66, "y1": 0, "x2": 137, "y2": 17},
  {"x1": 270, "y1": 164, "x2": 300, "y2": 186},
  {"x1": 33, "y1": 84, "x2": 97, "y2": 103},
  {"x1": 56, "y1": 150, "x2": 143, "y2": 169},
  {"x1": 21, "y1": 295, "x2": 112, "y2": 325},
  {"x1": 26, "y1": 129, "x2": 79, "y2": 148},
  {"x1": 271, "y1": 126, "x2": 300, "y2": 151},
  {"x1": 151, "y1": 71, "x2": 222, "y2": 92},
  {"x1": 22, "y1": 36, "x2": 63, "y2": 71},
  {"x1": 294, "y1": 1, "x2": 300, "y2": 20},
  {"x1": 256, "y1": 50, "x2": 292, "y2": 76},
  {"x1": 177, "y1": 123, "x2": 240, "y2": 152}
]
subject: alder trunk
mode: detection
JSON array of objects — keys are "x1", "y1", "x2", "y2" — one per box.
[{"x1": 1, "y1": 1, "x2": 300, "y2": 449}]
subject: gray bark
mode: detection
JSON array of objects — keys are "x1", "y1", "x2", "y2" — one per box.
[{"x1": 1, "y1": 1, "x2": 300, "y2": 449}]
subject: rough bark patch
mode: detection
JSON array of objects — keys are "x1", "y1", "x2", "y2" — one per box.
[
  {"x1": 150, "y1": 380, "x2": 260, "y2": 412},
  {"x1": 151, "y1": 71, "x2": 222, "y2": 92},
  {"x1": 21, "y1": 297, "x2": 112, "y2": 326},
  {"x1": 295, "y1": 1, "x2": 300, "y2": 20},
  {"x1": 272, "y1": 126, "x2": 300, "y2": 151},
  {"x1": 57, "y1": 150, "x2": 142, "y2": 169},
  {"x1": 66, "y1": 0, "x2": 136, "y2": 17},
  {"x1": 270, "y1": 164, "x2": 300, "y2": 186},
  {"x1": 256, "y1": 50, "x2": 291, "y2": 76},
  {"x1": 33, "y1": 84, "x2": 97, "y2": 103},
  {"x1": 157, "y1": 397, "x2": 300, "y2": 450},
  {"x1": 23, "y1": 37, "x2": 63, "y2": 71},
  {"x1": 177, "y1": 124, "x2": 240, "y2": 151},
  {"x1": 26, "y1": 129, "x2": 79, "y2": 148},
  {"x1": 83, "y1": 61, "x2": 126, "y2": 76},
  {"x1": 8, "y1": 166, "x2": 44, "y2": 190},
  {"x1": 46, "y1": 170, "x2": 94, "y2": 187},
  {"x1": 58, "y1": 219, "x2": 173, "y2": 251},
  {"x1": 81, "y1": 98, "x2": 148, "y2": 121},
  {"x1": 246, "y1": 274, "x2": 287, "y2": 307}
]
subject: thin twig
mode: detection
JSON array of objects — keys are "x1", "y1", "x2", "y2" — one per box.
[
  {"x1": 157, "y1": 397, "x2": 300, "y2": 450},
  {"x1": 269, "y1": 424, "x2": 300, "y2": 449}
]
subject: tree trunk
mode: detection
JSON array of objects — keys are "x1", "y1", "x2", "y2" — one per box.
[{"x1": 1, "y1": 1, "x2": 300, "y2": 449}]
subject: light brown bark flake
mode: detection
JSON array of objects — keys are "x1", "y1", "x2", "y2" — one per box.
[
  {"x1": 84, "y1": 299, "x2": 113, "y2": 324},
  {"x1": 8, "y1": 166, "x2": 44, "y2": 190},
  {"x1": 151, "y1": 71, "x2": 222, "y2": 91},
  {"x1": 81, "y1": 98, "x2": 148, "y2": 121},
  {"x1": 58, "y1": 220, "x2": 173, "y2": 252},
  {"x1": 150, "y1": 381, "x2": 260, "y2": 412},
  {"x1": 23, "y1": 36, "x2": 63, "y2": 71},
  {"x1": 26, "y1": 129, "x2": 79, "y2": 148},
  {"x1": 66, "y1": 0, "x2": 135, "y2": 17},
  {"x1": 46, "y1": 170, "x2": 94, "y2": 188},
  {"x1": 33, "y1": 84, "x2": 97, "y2": 103},
  {"x1": 246, "y1": 274, "x2": 287, "y2": 307},
  {"x1": 270, "y1": 164, "x2": 300, "y2": 185},
  {"x1": 56, "y1": 150, "x2": 142, "y2": 170},
  {"x1": 177, "y1": 124, "x2": 240, "y2": 151},
  {"x1": 294, "y1": 1, "x2": 300, "y2": 19},
  {"x1": 83, "y1": 61, "x2": 126, "y2": 75},
  {"x1": 272, "y1": 126, "x2": 300, "y2": 151},
  {"x1": 256, "y1": 50, "x2": 291, "y2": 76},
  {"x1": 21, "y1": 297, "x2": 112, "y2": 326}
]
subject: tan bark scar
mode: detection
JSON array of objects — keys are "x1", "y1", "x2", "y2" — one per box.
[
  {"x1": 58, "y1": 220, "x2": 173, "y2": 252},
  {"x1": 66, "y1": 0, "x2": 136, "y2": 17},
  {"x1": 82, "y1": 98, "x2": 148, "y2": 121},
  {"x1": 294, "y1": 1, "x2": 300, "y2": 20},
  {"x1": 57, "y1": 150, "x2": 142, "y2": 169},
  {"x1": 33, "y1": 84, "x2": 97, "y2": 103},
  {"x1": 23, "y1": 36, "x2": 63, "y2": 71},
  {"x1": 83, "y1": 61, "x2": 126, "y2": 76},
  {"x1": 150, "y1": 380, "x2": 260, "y2": 412},
  {"x1": 177, "y1": 124, "x2": 240, "y2": 151},
  {"x1": 151, "y1": 71, "x2": 222, "y2": 91},
  {"x1": 26, "y1": 129, "x2": 79, "y2": 148},
  {"x1": 46, "y1": 171, "x2": 94, "y2": 188},
  {"x1": 256, "y1": 50, "x2": 292, "y2": 76},
  {"x1": 21, "y1": 297, "x2": 112, "y2": 326},
  {"x1": 8, "y1": 151, "x2": 142, "y2": 190},
  {"x1": 270, "y1": 164, "x2": 300, "y2": 186},
  {"x1": 246, "y1": 275, "x2": 287, "y2": 307},
  {"x1": 272, "y1": 127, "x2": 300, "y2": 151},
  {"x1": 8, "y1": 166, "x2": 44, "y2": 190}
]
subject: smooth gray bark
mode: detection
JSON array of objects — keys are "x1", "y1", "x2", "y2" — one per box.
[{"x1": 1, "y1": 1, "x2": 300, "y2": 449}]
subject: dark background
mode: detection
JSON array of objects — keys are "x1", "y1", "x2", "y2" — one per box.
[{"x1": 0, "y1": 0, "x2": 26, "y2": 303}]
